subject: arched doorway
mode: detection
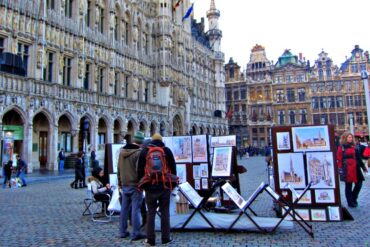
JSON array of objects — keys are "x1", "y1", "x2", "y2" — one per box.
[
  {"x1": 98, "y1": 118, "x2": 108, "y2": 147},
  {"x1": 2, "y1": 109, "x2": 25, "y2": 164},
  {"x1": 139, "y1": 121, "x2": 146, "y2": 133},
  {"x1": 160, "y1": 122, "x2": 166, "y2": 136},
  {"x1": 79, "y1": 117, "x2": 91, "y2": 151},
  {"x1": 150, "y1": 122, "x2": 157, "y2": 136},
  {"x1": 127, "y1": 120, "x2": 135, "y2": 136},
  {"x1": 33, "y1": 112, "x2": 50, "y2": 169},
  {"x1": 113, "y1": 119, "x2": 122, "y2": 144},
  {"x1": 172, "y1": 115, "x2": 183, "y2": 136},
  {"x1": 191, "y1": 125, "x2": 197, "y2": 135},
  {"x1": 58, "y1": 115, "x2": 72, "y2": 153}
]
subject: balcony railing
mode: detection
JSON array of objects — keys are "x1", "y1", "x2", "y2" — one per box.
[{"x1": 0, "y1": 72, "x2": 167, "y2": 115}]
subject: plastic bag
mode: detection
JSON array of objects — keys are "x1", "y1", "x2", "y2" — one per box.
[{"x1": 107, "y1": 188, "x2": 121, "y2": 212}]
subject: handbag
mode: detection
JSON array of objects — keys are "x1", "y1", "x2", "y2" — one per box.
[
  {"x1": 339, "y1": 160, "x2": 347, "y2": 182},
  {"x1": 363, "y1": 146, "x2": 370, "y2": 158},
  {"x1": 107, "y1": 187, "x2": 121, "y2": 212}
]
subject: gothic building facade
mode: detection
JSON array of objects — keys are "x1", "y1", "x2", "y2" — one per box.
[
  {"x1": 225, "y1": 44, "x2": 370, "y2": 149},
  {"x1": 0, "y1": 0, "x2": 227, "y2": 172}
]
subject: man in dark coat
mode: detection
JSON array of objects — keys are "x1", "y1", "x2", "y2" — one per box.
[
  {"x1": 137, "y1": 133, "x2": 176, "y2": 246},
  {"x1": 3, "y1": 160, "x2": 13, "y2": 188},
  {"x1": 16, "y1": 155, "x2": 27, "y2": 187}
]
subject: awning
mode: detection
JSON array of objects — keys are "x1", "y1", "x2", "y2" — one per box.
[{"x1": 354, "y1": 131, "x2": 368, "y2": 137}]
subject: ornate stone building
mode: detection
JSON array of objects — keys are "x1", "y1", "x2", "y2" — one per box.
[
  {"x1": 225, "y1": 45, "x2": 370, "y2": 149},
  {"x1": 0, "y1": 0, "x2": 227, "y2": 172}
]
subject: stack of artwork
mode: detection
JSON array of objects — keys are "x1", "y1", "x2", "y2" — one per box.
[{"x1": 273, "y1": 125, "x2": 342, "y2": 222}]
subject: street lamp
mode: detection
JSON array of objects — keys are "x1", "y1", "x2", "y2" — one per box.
[
  {"x1": 361, "y1": 70, "x2": 370, "y2": 140},
  {"x1": 83, "y1": 118, "x2": 90, "y2": 171}
]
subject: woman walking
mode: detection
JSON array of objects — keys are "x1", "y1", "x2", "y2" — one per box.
[{"x1": 337, "y1": 132, "x2": 368, "y2": 207}]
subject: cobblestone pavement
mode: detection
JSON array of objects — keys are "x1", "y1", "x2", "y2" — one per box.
[{"x1": 0, "y1": 156, "x2": 369, "y2": 247}]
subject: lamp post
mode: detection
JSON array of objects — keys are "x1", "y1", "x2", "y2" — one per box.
[
  {"x1": 83, "y1": 118, "x2": 90, "y2": 171},
  {"x1": 361, "y1": 70, "x2": 370, "y2": 140}
]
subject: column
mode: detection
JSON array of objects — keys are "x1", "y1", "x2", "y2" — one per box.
[
  {"x1": 49, "y1": 123, "x2": 58, "y2": 171},
  {"x1": 25, "y1": 123, "x2": 33, "y2": 173}
]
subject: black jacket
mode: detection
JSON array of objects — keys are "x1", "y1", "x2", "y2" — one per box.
[{"x1": 137, "y1": 140, "x2": 176, "y2": 189}]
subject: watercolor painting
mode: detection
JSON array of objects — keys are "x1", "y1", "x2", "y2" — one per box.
[
  {"x1": 277, "y1": 153, "x2": 306, "y2": 189},
  {"x1": 306, "y1": 152, "x2": 335, "y2": 189},
  {"x1": 292, "y1": 126, "x2": 330, "y2": 152}
]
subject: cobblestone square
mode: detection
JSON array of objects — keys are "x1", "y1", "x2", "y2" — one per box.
[{"x1": 1, "y1": 156, "x2": 369, "y2": 247}]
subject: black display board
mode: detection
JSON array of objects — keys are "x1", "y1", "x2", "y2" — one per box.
[{"x1": 271, "y1": 124, "x2": 345, "y2": 222}]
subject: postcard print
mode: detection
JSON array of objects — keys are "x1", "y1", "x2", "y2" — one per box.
[
  {"x1": 277, "y1": 153, "x2": 306, "y2": 189},
  {"x1": 292, "y1": 126, "x2": 330, "y2": 152},
  {"x1": 176, "y1": 164, "x2": 187, "y2": 184},
  {"x1": 311, "y1": 209, "x2": 327, "y2": 221},
  {"x1": 171, "y1": 136, "x2": 192, "y2": 163},
  {"x1": 212, "y1": 147, "x2": 233, "y2": 177},
  {"x1": 306, "y1": 152, "x2": 335, "y2": 189},
  {"x1": 192, "y1": 135, "x2": 208, "y2": 162},
  {"x1": 315, "y1": 189, "x2": 335, "y2": 203},
  {"x1": 328, "y1": 206, "x2": 341, "y2": 221},
  {"x1": 276, "y1": 132, "x2": 291, "y2": 150},
  {"x1": 211, "y1": 135, "x2": 236, "y2": 147}
]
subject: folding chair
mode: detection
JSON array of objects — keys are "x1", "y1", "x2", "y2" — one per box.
[
  {"x1": 82, "y1": 183, "x2": 93, "y2": 216},
  {"x1": 178, "y1": 182, "x2": 216, "y2": 230},
  {"x1": 267, "y1": 182, "x2": 314, "y2": 238},
  {"x1": 224, "y1": 182, "x2": 269, "y2": 232},
  {"x1": 82, "y1": 183, "x2": 113, "y2": 223}
]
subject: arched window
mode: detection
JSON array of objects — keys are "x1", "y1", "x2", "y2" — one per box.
[{"x1": 318, "y1": 69, "x2": 323, "y2": 80}]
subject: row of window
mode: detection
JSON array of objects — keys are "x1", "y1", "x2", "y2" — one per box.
[{"x1": 311, "y1": 95, "x2": 366, "y2": 109}]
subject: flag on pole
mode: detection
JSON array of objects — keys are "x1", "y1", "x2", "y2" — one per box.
[
  {"x1": 226, "y1": 105, "x2": 233, "y2": 120},
  {"x1": 173, "y1": 0, "x2": 183, "y2": 11},
  {"x1": 182, "y1": 3, "x2": 194, "y2": 21}
]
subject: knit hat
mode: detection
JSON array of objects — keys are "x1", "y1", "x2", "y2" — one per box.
[
  {"x1": 151, "y1": 133, "x2": 163, "y2": 141},
  {"x1": 133, "y1": 131, "x2": 145, "y2": 144}
]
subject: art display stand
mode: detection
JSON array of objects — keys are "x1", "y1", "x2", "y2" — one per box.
[
  {"x1": 178, "y1": 181, "x2": 225, "y2": 230},
  {"x1": 271, "y1": 124, "x2": 350, "y2": 222},
  {"x1": 223, "y1": 181, "x2": 314, "y2": 238}
]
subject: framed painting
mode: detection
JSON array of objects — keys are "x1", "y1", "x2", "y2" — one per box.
[
  {"x1": 221, "y1": 182, "x2": 247, "y2": 210},
  {"x1": 171, "y1": 136, "x2": 192, "y2": 163},
  {"x1": 178, "y1": 182, "x2": 203, "y2": 208},
  {"x1": 193, "y1": 165, "x2": 200, "y2": 179},
  {"x1": 211, "y1": 135, "x2": 236, "y2": 147},
  {"x1": 311, "y1": 209, "x2": 327, "y2": 221},
  {"x1": 194, "y1": 179, "x2": 200, "y2": 190},
  {"x1": 292, "y1": 190, "x2": 312, "y2": 204},
  {"x1": 176, "y1": 164, "x2": 187, "y2": 184},
  {"x1": 292, "y1": 126, "x2": 330, "y2": 152},
  {"x1": 192, "y1": 135, "x2": 208, "y2": 162},
  {"x1": 201, "y1": 178, "x2": 208, "y2": 189},
  {"x1": 328, "y1": 206, "x2": 341, "y2": 221},
  {"x1": 294, "y1": 209, "x2": 310, "y2": 221},
  {"x1": 211, "y1": 147, "x2": 233, "y2": 177},
  {"x1": 306, "y1": 152, "x2": 335, "y2": 189},
  {"x1": 276, "y1": 132, "x2": 291, "y2": 151},
  {"x1": 277, "y1": 153, "x2": 306, "y2": 189},
  {"x1": 315, "y1": 189, "x2": 335, "y2": 203},
  {"x1": 200, "y1": 163, "x2": 209, "y2": 178},
  {"x1": 111, "y1": 144, "x2": 124, "y2": 173}
]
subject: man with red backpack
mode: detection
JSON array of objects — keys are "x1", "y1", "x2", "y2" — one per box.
[{"x1": 137, "y1": 133, "x2": 177, "y2": 246}]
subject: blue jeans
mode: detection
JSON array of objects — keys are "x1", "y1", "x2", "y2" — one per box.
[
  {"x1": 119, "y1": 186, "x2": 143, "y2": 239},
  {"x1": 16, "y1": 170, "x2": 26, "y2": 186},
  {"x1": 59, "y1": 160, "x2": 65, "y2": 173}
]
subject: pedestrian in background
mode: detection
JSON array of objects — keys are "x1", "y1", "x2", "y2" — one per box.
[
  {"x1": 58, "y1": 148, "x2": 65, "y2": 174},
  {"x1": 70, "y1": 151, "x2": 86, "y2": 189},
  {"x1": 16, "y1": 155, "x2": 27, "y2": 187},
  {"x1": 118, "y1": 131, "x2": 146, "y2": 241},
  {"x1": 337, "y1": 132, "x2": 368, "y2": 207},
  {"x1": 2, "y1": 160, "x2": 13, "y2": 188}
]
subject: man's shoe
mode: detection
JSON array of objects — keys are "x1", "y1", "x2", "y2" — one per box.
[
  {"x1": 119, "y1": 232, "x2": 130, "y2": 239},
  {"x1": 132, "y1": 234, "x2": 146, "y2": 241},
  {"x1": 162, "y1": 239, "x2": 173, "y2": 245},
  {"x1": 21, "y1": 184, "x2": 27, "y2": 187},
  {"x1": 145, "y1": 239, "x2": 155, "y2": 246}
]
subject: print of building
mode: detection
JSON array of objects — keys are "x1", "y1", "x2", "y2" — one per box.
[{"x1": 0, "y1": 0, "x2": 227, "y2": 172}]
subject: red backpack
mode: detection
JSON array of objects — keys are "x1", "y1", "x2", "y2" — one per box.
[{"x1": 138, "y1": 146, "x2": 178, "y2": 190}]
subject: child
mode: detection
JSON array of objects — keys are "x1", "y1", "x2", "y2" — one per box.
[{"x1": 3, "y1": 160, "x2": 13, "y2": 188}]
